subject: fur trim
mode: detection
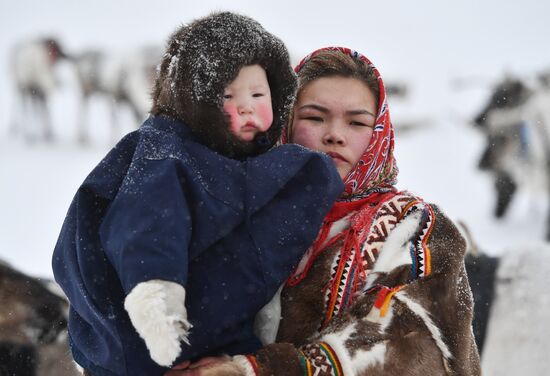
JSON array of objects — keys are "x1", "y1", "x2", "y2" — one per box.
[
  {"x1": 254, "y1": 285, "x2": 283, "y2": 345},
  {"x1": 73, "y1": 361, "x2": 84, "y2": 374},
  {"x1": 151, "y1": 12, "x2": 296, "y2": 159},
  {"x1": 124, "y1": 280, "x2": 191, "y2": 367}
]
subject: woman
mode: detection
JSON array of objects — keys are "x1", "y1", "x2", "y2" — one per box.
[{"x1": 171, "y1": 47, "x2": 481, "y2": 376}]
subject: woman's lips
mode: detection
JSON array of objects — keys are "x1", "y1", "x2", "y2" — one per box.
[{"x1": 326, "y1": 151, "x2": 347, "y2": 162}]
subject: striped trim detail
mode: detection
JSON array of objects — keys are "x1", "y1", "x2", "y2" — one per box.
[
  {"x1": 300, "y1": 342, "x2": 344, "y2": 376},
  {"x1": 400, "y1": 201, "x2": 435, "y2": 279},
  {"x1": 298, "y1": 350, "x2": 313, "y2": 376},
  {"x1": 319, "y1": 342, "x2": 343, "y2": 376}
]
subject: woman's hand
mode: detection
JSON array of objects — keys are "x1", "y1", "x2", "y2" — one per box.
[{"x1": 164, "y1": 356, "x2": 246, "y2": 376}]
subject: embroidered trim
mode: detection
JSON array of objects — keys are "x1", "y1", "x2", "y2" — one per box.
[
  {"x1": 299, "y1": 342, "x2": 343, "y2": 376},
  {"x1": 319, "y1": 342, "x2": 343, "y2": 375},
  {"x1": 298, "y1": 350, "x2": 313, "y2": 376},
  {"x1": 400, "y1": 201, "x2": 435, "y2": 279},
  {"x1": 320, "y1": 194, "x2": 417, "y2": 329}
]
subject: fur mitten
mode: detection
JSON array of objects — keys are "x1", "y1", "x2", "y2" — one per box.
[{"x1": 124, "y1": 280, "x2": 192, "y2": 366}]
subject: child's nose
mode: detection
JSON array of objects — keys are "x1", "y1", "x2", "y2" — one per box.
[
  {"x1": 238, "y1": 106, "x2": 252, "y2": 115},
  {"x1": 238, "y1": 100, "x2": 253, "y2": 115}
]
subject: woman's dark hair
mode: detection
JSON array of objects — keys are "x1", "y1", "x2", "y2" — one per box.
[
  {"x1": 285, "y1": 50, "x2": 380, "y2": 140},
  {"x1": 296, "y1": 50, "x2": 380, "y2": 106}
]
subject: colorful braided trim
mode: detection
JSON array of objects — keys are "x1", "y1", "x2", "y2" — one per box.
[
  {"x1": 299, "y1": 342, "x2": 343, "y2": 376},
  {"x1": 298, "y1": 350, "x2": 313, "y2": 376},
  {"x1": 319, "y1": 342, "x2": 343, "y2": 376}
]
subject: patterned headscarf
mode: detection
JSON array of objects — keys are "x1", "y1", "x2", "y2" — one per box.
[
  {"x1": 287, "y1": 47, "x2": 399, "y2": 200},
  {"x1": 286, "y1": 48, "x2": 402, "y2": 290}
]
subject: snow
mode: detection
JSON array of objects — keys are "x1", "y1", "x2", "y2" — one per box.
[
  {"x1": 1, "y1": 1, "x2": 550, "y2": 372},
  {"x1": 481, "y1": 247, "x2": 550, "y2": 374}
]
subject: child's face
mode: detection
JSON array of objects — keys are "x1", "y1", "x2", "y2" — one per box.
[{"x1": 223, "y1": 65, "x2": 273, "y2": 142}]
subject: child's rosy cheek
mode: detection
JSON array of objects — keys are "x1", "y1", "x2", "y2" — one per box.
[
  {"x1": 224, "y1": 104, "x2": 238, "y2": 126},
  {"x1": 257, "y1": 103, "x2": 273, "y2": 129}
]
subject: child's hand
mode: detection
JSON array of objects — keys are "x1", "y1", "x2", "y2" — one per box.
[{"x1": 124, "y1": 280, "x2": 192, "y2": 366}]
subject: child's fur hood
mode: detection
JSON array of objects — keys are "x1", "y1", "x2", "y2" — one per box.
[{"x1": 151, "y1": 12, "x2": 297, "y2": 159}]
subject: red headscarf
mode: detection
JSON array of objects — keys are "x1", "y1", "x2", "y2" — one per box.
[
  {"x1": 286, "y1": 47, "x2": 401, "y2": 291},
  {"x1": 287, "y1": 46, "x2": 399, "y2": 200}
]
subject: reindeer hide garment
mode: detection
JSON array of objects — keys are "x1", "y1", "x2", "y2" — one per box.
[
  {"x1": 247, "y1": 192, "x2": 481, "y2": 376},
  {"x1": 233, "y1": 46, "x2": 481, "y2": 376}
]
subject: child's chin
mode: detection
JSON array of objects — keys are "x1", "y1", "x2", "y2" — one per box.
[{"x1": 236, "y1": 133, "x2": 256, "y2": 142}]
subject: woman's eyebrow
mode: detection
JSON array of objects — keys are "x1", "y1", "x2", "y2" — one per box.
[{"x1": 346, "y1": 109, "x2": 376, "y2": 118}]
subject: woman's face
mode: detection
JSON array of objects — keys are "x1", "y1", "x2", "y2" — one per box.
[{"x1": 291, "y1": 76, "x2": 377, "y2": 179}]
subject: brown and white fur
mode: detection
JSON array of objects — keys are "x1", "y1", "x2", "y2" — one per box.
[
  {"x1": 0, "y1": 260, "x2": 79, "y2": 376},
  {"x1": 194, "y1": 202, "x2": 480, "y2": 376}
]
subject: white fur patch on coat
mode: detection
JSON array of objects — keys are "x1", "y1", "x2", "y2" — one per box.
[
  {"x1": 394, "y1": 291, "x2": 452, "y2": 360},
  {"x1": 124, "y1": 280, "x2": 191, "y2": 367},
  {"x1": 321, "y1": 323, "x2": 359, "y2": 376},
  {"x1": 364, "y1": 210, "x2": 422, "y2": 289},
  {"x1": 254, "y1": 284, "x2": 283, "y2": 345},
  {"x1": 322, "y1": 322, "x2": 389, "y2": 375},
  {"x1": 353, "y1": 342, "x2": 388, "y2": 374}
]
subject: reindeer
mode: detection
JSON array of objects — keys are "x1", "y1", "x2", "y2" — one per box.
[
  {"x1": 473, "y1": 75, "x2": 550, "y2": 240},
  {"x1": 73, "y1": 46, "x2": 161, "y2": 144},
  {"x1": 10, "y1": 37, "x2": 68, "y2": 141},
  {"x1": 0, "y1": 260, "x2": 79, "y2": 376}
]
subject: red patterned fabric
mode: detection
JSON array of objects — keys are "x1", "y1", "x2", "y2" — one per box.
[{"x1": 286, "y1": 47, "x2": 400, "y2": 289}]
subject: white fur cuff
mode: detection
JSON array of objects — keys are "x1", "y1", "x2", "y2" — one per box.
[{"x1": 124, "y1": 280, "x2": 192, "y2": 367}]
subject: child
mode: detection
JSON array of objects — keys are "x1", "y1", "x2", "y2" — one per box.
[{"x1": 52, "y1": 12, "x2": 343, "y2": 376}]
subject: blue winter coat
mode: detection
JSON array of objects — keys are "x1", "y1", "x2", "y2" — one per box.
[{"x1": 52, "y1": 116, "x2": 343, "y2": 376}]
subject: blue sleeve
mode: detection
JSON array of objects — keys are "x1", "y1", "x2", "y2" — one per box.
[
  {"x1": 99, "y1": 158, "x2": 191, "y2": 294},
  {"x1": 245, "y1": 144, "x2": 344, "y2": 296}
]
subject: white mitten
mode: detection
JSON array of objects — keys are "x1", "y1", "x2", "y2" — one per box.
[{"x1": 124, "y1": 280, "x2": 192, "y2": 367}]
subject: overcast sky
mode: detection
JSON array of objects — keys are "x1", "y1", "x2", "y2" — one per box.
[
  {"x1": 2, "y1": 0, "x2": 550, "y2": 77},
  {"x1": 2, "y1": 0, "x2": 550, "y2": 129},
  {"x1": 2, "y1": 0, "x2": 550, "y2": 135}
]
